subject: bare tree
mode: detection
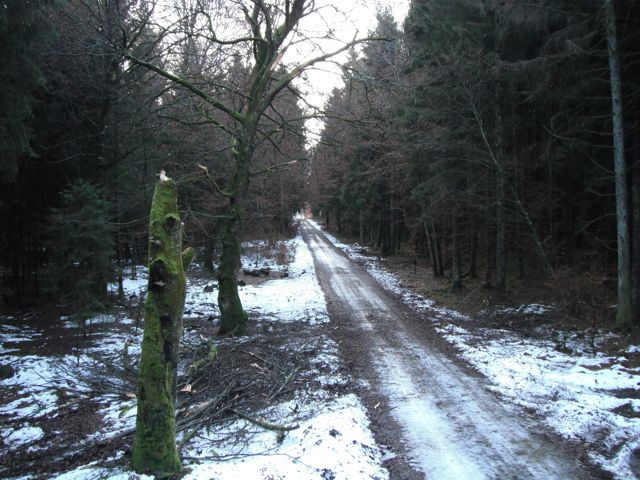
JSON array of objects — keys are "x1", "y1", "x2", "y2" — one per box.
[{"x1": 123, "y1": 0, "x2": 367, "y2": 335}]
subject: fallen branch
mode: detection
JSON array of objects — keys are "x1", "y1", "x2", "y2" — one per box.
[{"x1": 229, "y1": 408, "x2": 299, "y2": 432}]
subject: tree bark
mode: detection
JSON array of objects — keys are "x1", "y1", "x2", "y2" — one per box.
[
  {"x1": 217, "y1": 135, "x2": 251, "y2": 335},
  {"x1": 605, "y1": 0, "x2": 632, "y2": 325},
  {"x1": 432, "y1": 220, "x2": 444, "y2": 278},
  {"x1": 493, "y1": 0, "x2": 507, "y2": 298},
  {"x1": 468, "y1": 231, "x2": 478, "y2": 278},
  {"x1": 132, "y1": 174, "x2": 195, "y2": 477},
  {"x1": 389, "y1": 193, "x2": 395, "y2": 254},
  {"x1": 217, "y1": 199, "x2": 248, "y2": 335},
  {"x1": 495, "y1": 168, "x2": 507, "y2": 296},
  {"x1": 424, "y1": 218, "x2": 438, "y2": 277},
  {"x1": 450, "y1": 212, "x2": 464, "y2": 292},
  {"x1": 632, "y1": 117, "x2": 640, "y2": 320}
]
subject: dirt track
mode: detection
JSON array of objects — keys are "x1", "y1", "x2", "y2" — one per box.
[{"x1": 301, "y1": 220, "x2": 602, "y2": 480}]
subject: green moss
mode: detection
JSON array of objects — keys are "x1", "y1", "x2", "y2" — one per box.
[
  {"x1": 181, "y1": 247, "x2": 196, "y2": 272},
  {"x1": 131, "y1": 178, "x2": 188, "y2": 477}
]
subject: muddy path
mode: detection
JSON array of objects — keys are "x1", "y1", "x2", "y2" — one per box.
[{"x1": 301, "y1": 220, "x2": 605, "y2": 480}]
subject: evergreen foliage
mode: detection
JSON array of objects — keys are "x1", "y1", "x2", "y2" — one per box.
[
  {"x1": 48, "y1": 180, "x2": 114, "y2": 316},
  {"x1": 0, "y1": 0, "x2": 49, "y2": 183},
  {"x1": 310, "y1": 0, "x2": 640, "y2": 323}
]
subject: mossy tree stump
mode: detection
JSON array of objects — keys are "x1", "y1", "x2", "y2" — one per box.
[{"x1": 131, "y1": 173, "x2": 194, "y2": 477}]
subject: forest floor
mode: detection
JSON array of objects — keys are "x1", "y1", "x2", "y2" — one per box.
[{"x1": 0, "y1": 219, "x2": 639, "y2": 479}]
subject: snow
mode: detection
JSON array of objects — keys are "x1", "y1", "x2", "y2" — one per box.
[
  {"x1": 0, "y1": 324, "x2": 41, "y2": 353},
  {"x1": 108, "y1": 267, "x2": 148, "y2": 298},
  {"x1": 2, "y1": 425, "x2": 44, "y2": 448},
  {"x1": 0, "y1": 355, "x2": 64, "y2": 418},
  {"x1": 309, "y1": 219, "x2": 470, "y2": 323},
  {"x1": 1, "y1": 231, "x2": 387, "y2": 480},
  {"x1": 497, "y1": 303, "x2": 552, "y2": 316},
  {"x1": 439, "y1": 324, "x2": 640, "y2": 478},
  {"x1": 240, "y1": 236, "x2": 329, "y2": 325},
  {"x1": 182, "y1": 395, "x2": 386, "y2": 480},
  {"x1": 4, "y1": 220, "x2": 640, "y2": 479},
  {"x1": 314, "y1": 219, "x2": 640, "y2": 480}
]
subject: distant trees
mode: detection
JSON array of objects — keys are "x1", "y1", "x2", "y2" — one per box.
[
  {"x1": 48, "y1": 181, "x2": 114, "y2": 317},
  {"x1": 0, "y1": 0, "x2": 49, "y2": 183},
  {"x1": 0, "y1": 0, "x2": 311, "y2": 319},
  {"x1": 313, "y1": 10, "x2": 405, "y2": 255},
  {"x1": 123, "y1": 0, "x2": 363, "y2": 334},
  {"x1": 311, "y1": 0, "x2": 640, "y2": 325},
  {"x1": 0, "y1": 0, "x2": 165, "y2": 306}
]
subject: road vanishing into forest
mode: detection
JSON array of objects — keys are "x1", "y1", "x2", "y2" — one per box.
[{"x1": 300, "y1": 219, "x2": 595, "y2": 480}]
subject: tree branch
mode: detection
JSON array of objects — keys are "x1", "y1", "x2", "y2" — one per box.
[{"x1": 123, "y1": 52, "x2": 246, "y2": 124}]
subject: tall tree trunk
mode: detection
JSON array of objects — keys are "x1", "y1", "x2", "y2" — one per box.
[
  {"x1": 389, "y1": 193, "x2": 395, "y2": 254},
  {"x1": 468, "y1": 231, "x2": 478, "y2": 279},
  {"x1": 424, "y1": 218, "x2": 438, "y2": 277},
  {"x1": 218, "y1": 201, "x2": 248, "y2": 335},
  {"x1": 493, "y1": 0, "x2": 507, "y2": 298},
  {"x1": 203, "y1": 237, "x2": 216, "y2": 274},
  {"x1": 132, "y1": 174, "x2": 195, "y2": 477},
  {"x1": 432, "y1": 220, "x2": 444, "y2": 278},
  {"x1": 632, "y1": 159, "x2": 640, "y2": 319},
  {"x1": 451, "y1": 212, "x2": 464, "y2": 292},
  {"x1": 605, "y1": 0, "x2": 632, "y2": 325},
  {"x1": 217, "y1": 143, "x2": 250, "y2": 335},
  {"x1": 495, "y1": 170, "x2": 507, "y2": 295},
  {"x1": 632, "y1": 116, "x2": 640, "y2": 320}
]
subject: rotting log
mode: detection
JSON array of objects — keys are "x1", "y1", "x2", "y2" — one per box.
[{"x1": 131, "y1": 171, "x2": 195, "y2": 477}]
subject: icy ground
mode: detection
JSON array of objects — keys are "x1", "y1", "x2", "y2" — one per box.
[
  {"x1": 0, "y1": 235, "x2": 387, "y2": 479},
  {"x1": 311, "y1": 219, "x2": 640, "y2": 480}
]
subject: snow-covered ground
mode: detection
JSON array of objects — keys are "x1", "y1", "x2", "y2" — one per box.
[
  {"x1": 311, "y1": 219, "x2": 640, "y2": 480},
  {"x1": 3, "y1": 221, "x2": 640, "y2": 479},
  {"x1": 0, "y1": 233, "x2": 386, "y2": 479}
]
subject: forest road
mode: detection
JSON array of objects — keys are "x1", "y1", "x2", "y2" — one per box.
[{"x1": 300, "y1": 219, "x2": 597, "y2": 480}]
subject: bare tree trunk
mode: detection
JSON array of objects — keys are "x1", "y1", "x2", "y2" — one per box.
[
  {"x1": 605, "y1": 0, "x2": 632, "y2": 325},
  {"x1": 467, "y1": 231, "x2": 478, "y2": 279},
  {"x1": 389, "y1": 193, "x2": 395, "y2": 254},
  {"x1": 632, "y1": 117, "x2": 640, "y2": 320},
  {"x1": 218, "y1": 200, "x2": 248, "y2": 335},
  {"x1": 451, "y1": 213, "x2": 464, "y2": 292},
  {"x1": 432, "y1": 220, "x2": 444, "y2": 278},
  {"x1": 483, "y1": 187, "x2": 494, "y2": 288},
  {"x1": 492, "y1": 0, "x2": 507, "y2": 298},
  {"x1": 203, "y1": 237, "x2": 215, "y2": 274},
  {"x1": 132, "y1": 174, "x2": 195, "y2": 477},
  {"x1": 424, "y1": 218, "x2": 438, "y2": 277},
  {"x1": 218, "y1": 145, "x2": 250, "y2": 335},
  {"x1": 495, "y1": 169, "x2": 507, "y2": 295}
]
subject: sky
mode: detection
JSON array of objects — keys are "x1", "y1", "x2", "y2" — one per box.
[
  {"x1": 153, "y1": 0, "x2": 410, "y2": 143},
  {"x1": 285, "y1": 0, "x2": 411, "y2": 142}
]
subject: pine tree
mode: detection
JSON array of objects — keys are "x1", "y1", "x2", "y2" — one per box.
[
  {"x1": 48, "y1": 180, "x2": 114, "y2": 316},
  {"x1": 0, "y1": 0, "x2": 48, "y2": 183}
]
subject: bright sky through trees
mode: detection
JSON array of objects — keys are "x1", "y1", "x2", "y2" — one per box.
[{"x1": 289, "y1": 0, "x2": 410, "y2": 142}]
